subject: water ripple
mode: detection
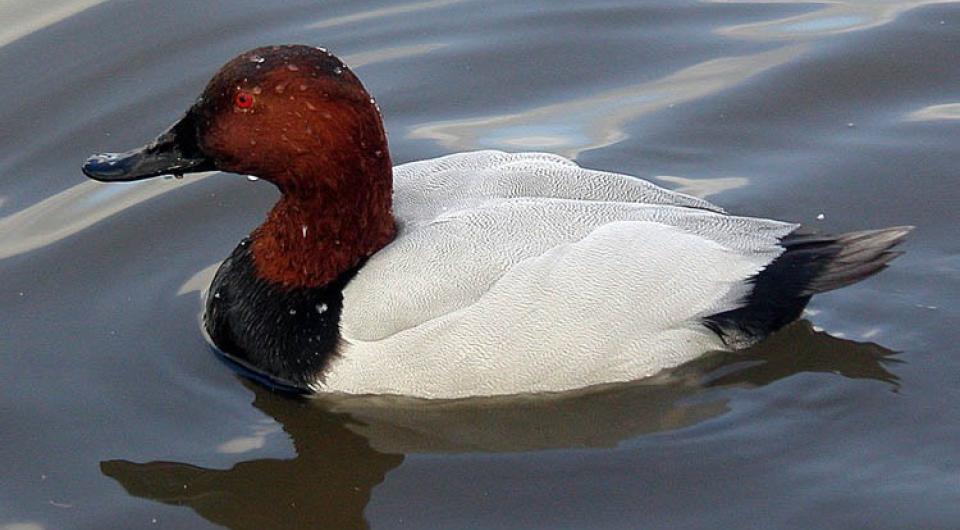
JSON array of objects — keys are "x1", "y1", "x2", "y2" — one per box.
[
  {"x1": 904, "y1": 102, "x2": 960, "y2": 121},
  {"x1": 307, "y1": 0, "x2": 470, "y2": 30},
  {"x1": 408, "y1": 45, "x2": 805, "y2": 157},
  {"x1": 713, "y1": 0, "x2": 956, "y2": 40},
  {"x1": 0, "y1": 0, "x2": 108, "y2": 48}
]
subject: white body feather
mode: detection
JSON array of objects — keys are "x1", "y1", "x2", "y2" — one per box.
[{"x1": 318, "y1": 151, "x2": 796, "y2": 398}]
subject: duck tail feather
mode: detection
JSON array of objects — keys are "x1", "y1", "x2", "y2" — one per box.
[
  {"x1": 797, "y1": 226, "x2": 912, "y2": 295},
  {"x1": 703, "y1": 225, "x2": 912, "y2": 348}
]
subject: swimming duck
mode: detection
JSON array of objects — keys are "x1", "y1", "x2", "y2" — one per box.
[{"x1": 82, "y1": 45, "x2": 910, "y2": 399}]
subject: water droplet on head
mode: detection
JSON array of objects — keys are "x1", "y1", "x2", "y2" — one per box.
[
  {"x1": 287, "y1": 63, "x2": 299, "y2": 71},
  {"x1": 249, "y1": 55, "x2": 265, "y2": 64},
  {"x1": 214, "y1": 291, "x2": 221, "y2": 299},
  {"x1": 252, "y1": 86, "x2": 263, "y2": 95},
  {"x1": 301, "y1": 225, "x2": 308, "y2": 238},
  {"x1": 333, "y1": 66, "x2": 343, "y2": 75},
  {"x1": 289, "y1": 308, "x2": 297, "y2": 315},
  {"x1": 274, "y1": 83, "x2": 287, "y2": 94},
  {"x1": 249, "y1": 139, "x2": 257, "y2": 146},
  {"x1": 299, "y1": 84, "x2": 308, "y2": 91},
  {"x1": 246, "y1": 175, "x2": 259, "y2": 182},
  {"x1": 374, "y1": 149, "x2": 383, "y2": 158},
  {"x1": 316, "y1": 303, "x2": 328, "y2": 314},
  {"x1": 316, "y1": 46, "x2": 327, "y2": 53}
]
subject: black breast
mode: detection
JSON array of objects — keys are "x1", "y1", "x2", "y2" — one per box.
[{"x1": 203, "y1": 239, "x2": 354, "y2": 392}]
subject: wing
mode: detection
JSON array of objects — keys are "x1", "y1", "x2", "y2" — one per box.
[
  {"x1": 330, "y1": 153, "x2": 797, "y2": 396},
  {"x1": 342, "y1": 196, "x2": 795, "y2": 342},
  {"x1": 333, "y1": 212, "x2": 795, "y2": 397},
  {"x1": 391, "y1": 150, "x2": 724, "y2": 227}
]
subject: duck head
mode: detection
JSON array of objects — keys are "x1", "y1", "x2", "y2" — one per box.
[{"x1": 83, "y1": 45, "x2": 396, "y2": 288}]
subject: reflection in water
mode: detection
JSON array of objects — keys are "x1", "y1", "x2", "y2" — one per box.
[
  {"x1": 904, "y1": 102, "x2": 960, "y2": 121},
  {"x1": 307, "y1": 0, "x2": 469, "y2": 30},
  {"x1": 344, "y1": 43, "x2": 447, "y2": 70},
  {"x1": 693, "y1": 320, "x2": 899, "y2": 389},
  {"x1": 0, "y1": 176, "x2": 204, "y2": 260},
  {"x1": 713, "y1": 0, "x2": 955, "y2": 40},
  {"x1": 654, "y1": 175, "x2": 750, "y2": 199},
  {"x1": 0, "y1": 0, "x2": 109, "y2": 48},
  {"x1": 215, "y1": 419, "x2": 282, "y2": 455},
  {"x1": 407, "y1": 0, "x2": 951, "y2": 161},
  {"x1": 178, "y1": 262, "x2": 219, "y2": 297},
  {"x1": 102, "y1": 321, "x2": 899, "y2": 529},
  {"x1": 0, "y1": 524, "x2": 46, "y2": 530},
  {"x1": 103, "y1": 401, "x2": 404, "y2": 530},
  {"x1": 407, "y1": 46, "x2": 804, "y2": 158}
]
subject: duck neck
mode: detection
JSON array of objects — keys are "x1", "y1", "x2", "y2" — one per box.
[{"x1": 250, "y1": 170, "x2": 395, "y2": 289}]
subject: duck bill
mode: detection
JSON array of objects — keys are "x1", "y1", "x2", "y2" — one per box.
[{"x1": 82, "y1": 112, "x2": 215, "y2": 182}]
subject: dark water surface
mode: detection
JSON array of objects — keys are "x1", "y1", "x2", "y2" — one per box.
[{"x1": 2, "y1": 1, "x2": 959, "y2": 528}]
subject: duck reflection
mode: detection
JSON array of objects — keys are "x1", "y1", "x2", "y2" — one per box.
[
  {"x1": 101, "y1": 320, "x2": 898, "y2": 529},
  {"x1": 101, "y1": 402, "x2": 403, "y2": 530}
]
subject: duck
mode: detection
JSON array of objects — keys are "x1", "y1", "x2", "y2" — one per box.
[{"x1": 82, "y1": 45, "x2": 911, "y2": 399}]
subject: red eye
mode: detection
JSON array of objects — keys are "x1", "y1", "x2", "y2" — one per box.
[{"x1": 235, "y1": 91, "x2": 254, "y2": 109}]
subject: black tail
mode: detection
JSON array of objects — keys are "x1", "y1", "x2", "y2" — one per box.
[{"x1": 704, "y1": 226, "x2": 912, "y2": 348}]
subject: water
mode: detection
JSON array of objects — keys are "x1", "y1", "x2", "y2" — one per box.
[{"x1": 1, "y1": 1, "x2": 958, "y2": 528}]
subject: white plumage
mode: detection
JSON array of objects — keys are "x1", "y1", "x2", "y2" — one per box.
[{"x1": 319, "y1": 151, "x2": 798, "y2": 398}]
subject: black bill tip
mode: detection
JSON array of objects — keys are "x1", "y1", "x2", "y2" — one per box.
[{"x1": 82, "y1": 111, "x2": 214, "y2": 182}]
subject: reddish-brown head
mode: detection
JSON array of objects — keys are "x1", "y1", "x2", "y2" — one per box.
[
  {"x1": 83, "y1": 45, "x2": 396, "y2": 288},
  {"x1": 195, "y1": 45, "x2": 391, "y2": 197}
]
